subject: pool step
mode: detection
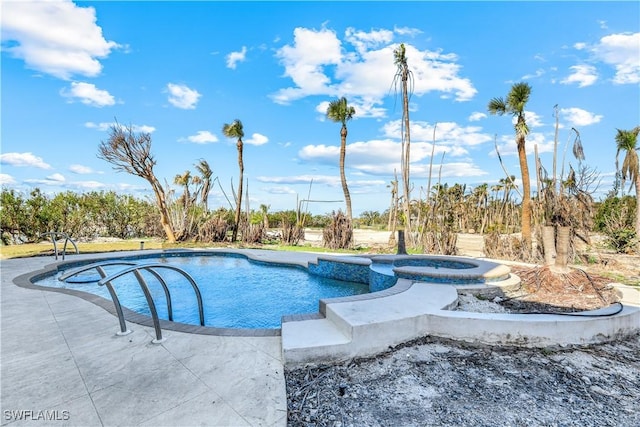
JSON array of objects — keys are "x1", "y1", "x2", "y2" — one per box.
[
  {"x1": 281, "y1": 318, "x2": 353, "y2": 365},
  {"x1": 282, "y1": 281, "x2": 460, "y2": 366}
]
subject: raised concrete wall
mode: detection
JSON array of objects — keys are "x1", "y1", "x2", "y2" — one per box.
[{"x1": 282, "y1": 281, "x2": 640, "y2": 366}]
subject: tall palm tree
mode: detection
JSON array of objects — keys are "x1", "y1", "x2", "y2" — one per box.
[
  {"x1": 195, "y1": 159, "x2": 212, "y2": 212},
  {"x1": 488, "y1": 82, "x2": 533, "y2": 249},
  {"x1": 615, "y1": 126, "x2": 640, "y2": 246},
  {"x1": 393, "y1": 43, "x2": 414, "y2": 243},
  {"x1": 222, "y1": 119, "x2": 245, "y2": 242},
  {"x1": 326, "y1": 97, "x2": 356, "y2": 222}
]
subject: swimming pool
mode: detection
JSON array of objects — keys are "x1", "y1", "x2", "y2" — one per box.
[{"x1": 34, "y1": 252, "x2": 369, "y2": 329}]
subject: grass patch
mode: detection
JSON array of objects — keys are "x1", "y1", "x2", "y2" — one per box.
[
  {"x1": 0, "y1": 239, "x2": 164, "y2": 260},
  {"x1": 0, "y1": 239, "x2": 383, "y2": 260}
]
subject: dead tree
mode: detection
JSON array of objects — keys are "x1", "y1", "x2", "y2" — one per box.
[{"x1": 98, "y1": 122, "x2": 176, "y2": 242}]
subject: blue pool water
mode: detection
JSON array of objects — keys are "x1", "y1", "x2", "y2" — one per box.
[{"x1": 35, "y1": 254, "x2": 369, "y2": 329}]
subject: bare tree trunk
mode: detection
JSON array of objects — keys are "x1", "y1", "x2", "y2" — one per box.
[
  {"x1": 340, "y1": 125, "x2": 352, "y2": 222},
  {"x1": 150, "y1": 179, "x2": 176, "y2": 242},
  {"x1": 232, "y1": 140, "x2": 244, "y2": 242},
  {"x1": 542, "y1": 225, "x2": 556, "y2": 265},
  {"x1": 401, "y1": 65, "x2": 412, "y2": 247},
  {"x1": 517, "y1": 134, "x2": 533, "y2": 250},
  {"x1": 554, "y1": 226, "x2": 571, "y2": 272}
]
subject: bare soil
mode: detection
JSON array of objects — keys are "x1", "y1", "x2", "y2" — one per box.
[{"x1": 286, "y1": 335, "x2": 640, "y2": 427}]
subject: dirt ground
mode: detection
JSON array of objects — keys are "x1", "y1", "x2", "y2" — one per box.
[
  {"x1": 285, "y1": 335, "x2": 640, "y2": 427},
  {"x1": 285, "y1": 230, "x2": 640, "y2": 427}
]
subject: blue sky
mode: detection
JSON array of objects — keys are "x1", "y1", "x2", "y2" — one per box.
[{"x1": 2, "y1": 1, "x2": 639, "y2": 216}]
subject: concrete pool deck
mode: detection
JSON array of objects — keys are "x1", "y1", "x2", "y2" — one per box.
[
  {"x1": 1, "y1": 252, "x2": 299, "y2": 427},
  {"x1": 2, "y1": 249, "x2": 639, "y2": 426}
]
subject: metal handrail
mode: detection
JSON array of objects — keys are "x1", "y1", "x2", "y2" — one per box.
[
  {"x1": 96, "y1": 263, "x2": 205, "y2": 343},
  {"x1": 40, "y1": 232, "x2": 79, "y2": 260},
  {"x1": 59, "y1": 261, "x2": 138, "y2": 336}
]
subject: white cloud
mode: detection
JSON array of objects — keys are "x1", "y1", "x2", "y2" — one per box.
[
  {"x1": 261, "y1": 186, "x2": 298, "y2": 195},
  {"x1": 561, "y1": 64, "x2": 598, "y2": 87},
  {"x1": 493, "y1": 132, "x2": 554, "y2": 157},
  {"x1": 0, "y1": 174, "x2": 16, "y2": 185},
  {"x1": 393, "y1": 26, "x2": 422, "y2": 37},
  {"x1": 74, "y1": 180, "x2": 106, "y2": 189},
  {"x1": 184, "y1": 131, "x2": 218, "y2": 144},
  {"x1": 0, "y1": 152, "x2": 51, "y2": 169},
  {"x1": 46, "y1": 173, "x2": 65, "y2": 182},
  {"x1": 523, "y1": 111, "x2": 544, "y2": 128},
  {"x1": 257, "y1": 175, "x2": 341, "y2": 186},
  {"x1": 559, "y1": 107, "x2": 603, "y2": 127},
  {"x1": 521, "y1": 69, "x2": 545, "y2": 80},
  {"x1": 468, "y1": 112, "x2": 487, "y2": 122},
  {"x1": 60, "y1": 82, "x2": 115, "y2": 107},
  {"x1": 245, "y1": 133, "x2": 269, "y2": 146},
  {"x1": 381, "y1": 120, "x2": 492, "y2": 147},
  {"x1": 272, "y1": 27, "x2": 476, "y2": 108},
  {"x1": 273, "y1": 27, "x2": 343, "y2": 104},
  {"x1": 85, "y1": 122, "x2": 156, "y2": 133},
  {"x1": 344, "y1": 27, "x2": 394, "y2": 54},
  {"x1": 298, "y1": 132, "x2": 485, "y2": 178},
  {"x1": 226, "y1": 46, "x2": 247, "y2": 69},
  {"x1": 591, "y1": 32, "x2": 640, "y2": 84},
  {"x1": 166, "y1": 83, "x2": 201, "y2": 109},
  {"x1": 0, "y1": 0, "x2": 119, "y2": 79},
  {"x1": 69, "y1": 164, "x2": 94, "y2": 174}
]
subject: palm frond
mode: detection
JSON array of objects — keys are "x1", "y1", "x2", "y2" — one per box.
[{"x1": 487, "y1": 97, "x2": 506, "y2": 115}]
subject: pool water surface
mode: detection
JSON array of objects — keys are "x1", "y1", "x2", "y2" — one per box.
[{"x1": 35, "y1": 254, "x2": 369, "y2": 329}]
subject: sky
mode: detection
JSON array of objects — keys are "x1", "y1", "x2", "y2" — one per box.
[{"x1": 1, "y1": 1, "x2": 639, "y2": 217}]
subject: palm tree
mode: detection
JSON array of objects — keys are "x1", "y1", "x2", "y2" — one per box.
[
  {"x1": 393, "y1": 43, "x2": 414, "y2": 243},
  {"x1": 174, "y1": 170, "x2": 192, "y2": 209},
  {"x1": 195, "y1": 159, "x2": 213, "y2": 212},
  {"x1": 615, "y1": 126, "x2": 640, "y2": 247},
  {"x1": 488, "y1": 82, "x2": 533, "y2": 249},
  {"x1": 222, "y1": 119, "x2": 245, "y2": 242},
  {"x1": 326, "y1": 97, "x2": 356, "y2": 222}
]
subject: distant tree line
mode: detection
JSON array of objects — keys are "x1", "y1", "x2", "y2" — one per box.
[{"x1": 1, "y1": 186, "x2": 635, "y2": 254}]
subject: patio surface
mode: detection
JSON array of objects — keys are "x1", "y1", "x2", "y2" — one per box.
[{"x1": 0, "y1": 251, "x2": 310, "y2": 427}]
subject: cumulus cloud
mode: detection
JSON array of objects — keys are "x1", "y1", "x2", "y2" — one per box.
[
  {"x1": 0, "y1": 152, "x2": 51, "y2": 169},
  {"x1": 271, "y1": 27, "x2": 476, "y2": 113},
  {"x1": 60, "y1": 82, "x2": 115, "y2": 107},
  {"x1": 166, "y1": 83, "x2": 201, "y2": 109},
  {"x1": 468, "y1": 112, "x2": 487, "y2": 122},
  {"x1": 69, "y1": 164, "x2": 94, "y2": 174},
  {"x1": 381, "y1": 120, "x2": 492, "y2": 147},
  {"x1": 85, "y1": 122, "x2": 156, "y2": 133},
  {"x1": 1, "y1": 0, "x2": 120, "y2": 79},
  {"x1": 245, "y1": 133, "x2": 269, "y2": 146},
  {"x1": 183, "y1": 131, "x2": 218, "y2": 144},
  {"x1": 560, "y1": 107, "x2": 603, "y2": 127},
  {"x1": 493, "y1": 132, "x2": 554, "y2": 157},
  {"x1": 226, "y1": 46, "x2": 247, "y2": 69},
  {"x1": 591, "y1": 32, "x2": 640, "y2": 84},
  {"x1": 345, "y1": 27, "x2": 394, "y2": 54},
  {"x1": 561, "y1": 64, "x2": 598, "y2": 87},
  {"x1": 0, "y1": 174, "x2": 16, "y2": 185},
  {"x1": 298, "y1": 135, "x2": 485, "y2": 178},
  {"x1": 47, "y1": 173, "x2": 65, "y2": 182}
]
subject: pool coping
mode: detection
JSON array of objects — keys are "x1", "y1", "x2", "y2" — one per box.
[
  {"x1": 12, "y1": 249, "x2": 640, "y2": 367},
  {"x1": 12, "y1": 249, "x2": 286, "y2": 337}
]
